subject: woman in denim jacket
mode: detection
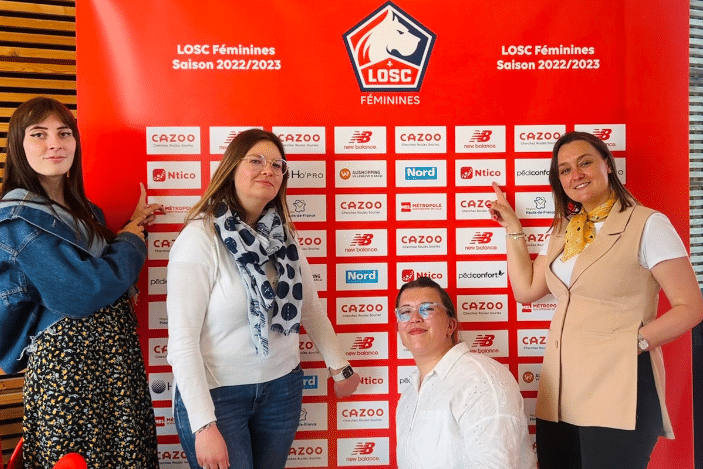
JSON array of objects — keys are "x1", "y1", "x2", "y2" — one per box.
[{"x1": 0, "y1": 97, "x2": 163, "y2": 468}]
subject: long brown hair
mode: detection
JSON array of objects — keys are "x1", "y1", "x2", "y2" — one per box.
[
  {"x1": 549, "y1": 131, "x2": 637, "y2": 231},
  {"x1": 185, "y1": 129, "x2": 295, "y2": 232},
  {"x1": 2, "y1": 96, "x2": 113, "y2": 243}
]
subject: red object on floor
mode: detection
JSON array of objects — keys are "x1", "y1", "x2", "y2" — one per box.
[
  {"x1": 5, "y1": 437, "x2": 22, "y2": 469},
  {"x1": 53, "y1": 453, "x2": 88, "y2": 469}
]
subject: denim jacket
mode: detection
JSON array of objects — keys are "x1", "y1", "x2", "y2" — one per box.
[{"x1": 0, "y1": 189, "x2": 147, "y2": 373}]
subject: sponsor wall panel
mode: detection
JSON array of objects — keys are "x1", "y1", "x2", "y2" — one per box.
[{"x1": 77, "y1": 1, "x2": 690, "y2": 467}]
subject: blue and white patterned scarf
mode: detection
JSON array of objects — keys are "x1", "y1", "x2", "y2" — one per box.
[{"x1": 213, "y1": 202, "x2": 303, "y2": 356}]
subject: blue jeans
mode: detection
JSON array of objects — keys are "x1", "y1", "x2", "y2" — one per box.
[{"x1": 174, "y1": 365, "x2": 304, "y2": 469}]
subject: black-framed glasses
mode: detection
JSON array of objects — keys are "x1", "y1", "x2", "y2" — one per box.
[
  {"x1": 395, "y1": 302, "x2": 447, "y2": 322},
  {"x1": 242, "y1": 154, "x2": 288, "y2": 175}
]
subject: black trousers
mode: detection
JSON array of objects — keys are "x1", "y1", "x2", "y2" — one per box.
[{"x1": 536, "y1": 352, "x2": 664, "y2": 469}]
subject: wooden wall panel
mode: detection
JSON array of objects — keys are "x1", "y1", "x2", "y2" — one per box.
[
  {"x1": 0, "y1": 0, "x2": 76, "y2": 184},
  {"x1": 0, "y1": 1, "x2": 75, "y2": 465}
]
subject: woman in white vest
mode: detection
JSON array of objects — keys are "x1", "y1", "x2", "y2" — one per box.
[{"x1": 487, "y1": 131, "x2": 703, "y2": 469}]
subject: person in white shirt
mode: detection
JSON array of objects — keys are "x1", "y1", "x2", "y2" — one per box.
[
  {"x1": 167, "y1": 129, "x2": 360, "y2": 469},
  {"x1": 395, "y1": 276, "x2": 536, "y2": 469}
]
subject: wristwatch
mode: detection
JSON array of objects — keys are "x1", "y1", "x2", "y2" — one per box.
[
  {"x1": 332, "y1": 365, "x2": 354, "y2": 382},
  {"x1": 638, "y1": 332, "x2": 650, "y2": 352}
]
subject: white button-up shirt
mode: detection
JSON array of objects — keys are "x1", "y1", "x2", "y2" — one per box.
[{"x1": 396, "y1": 342, "x2": 536, "y2": 469}]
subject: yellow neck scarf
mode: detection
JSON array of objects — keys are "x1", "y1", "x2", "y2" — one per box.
[{"x1": 561, "y1": 195, "x2": 617, "y2": 261}]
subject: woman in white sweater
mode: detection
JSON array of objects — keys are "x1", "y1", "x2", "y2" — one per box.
[{"x1": 167, "y1": 129, "x2": 360, "y2": 469}]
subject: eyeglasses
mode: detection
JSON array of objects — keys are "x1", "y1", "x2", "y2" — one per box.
[
  {"x1": 241, "y1": 154, "x2": 288, "y2": 176},
  {"x1": 395, "y1": 302, "x2": 447, "y2": 322}
]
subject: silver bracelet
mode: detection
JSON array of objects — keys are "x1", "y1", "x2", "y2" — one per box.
[
  {"x1": 195, "y1": 421, "x2": 216, "y2": 435},
  {"x1": 506, "y1": 231, "x2": 526, "y2": 239}
]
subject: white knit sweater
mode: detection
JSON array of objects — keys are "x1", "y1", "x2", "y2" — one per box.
[{"x1": 166, "y1": 217, "x2": 348, "y2": 431}]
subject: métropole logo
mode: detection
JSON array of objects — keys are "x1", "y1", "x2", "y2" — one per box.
[{"x1": 343, "y1": 1, "x2": 435, "y2": 92}]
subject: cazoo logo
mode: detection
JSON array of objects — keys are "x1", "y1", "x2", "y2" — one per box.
[{"x1": 343, "y1": 1, "x2": 436, "y2": 91}]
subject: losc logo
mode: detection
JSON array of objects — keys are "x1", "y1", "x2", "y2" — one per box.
[{"x1": 343, "y1": 1, "x2": 436, "y2": 92}]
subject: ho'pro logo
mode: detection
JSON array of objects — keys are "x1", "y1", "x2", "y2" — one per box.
[{"x1": 343, "y1": 1, "x2": 435, "y2": 92}]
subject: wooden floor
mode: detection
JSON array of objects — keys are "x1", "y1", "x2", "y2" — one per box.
[{"x1": 0, "y1": 373, "x2": 23, "y2": 467}]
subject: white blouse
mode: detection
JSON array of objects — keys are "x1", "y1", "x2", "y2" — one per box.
[
  {"x1": 541, "y1": 212, "x2": 688, "y2": 285},
  {"x1": 396, "y1": 343, "x2": 536, "y2": 469}
]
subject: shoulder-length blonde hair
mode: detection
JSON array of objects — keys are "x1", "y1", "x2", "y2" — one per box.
[{"x1": 185, "y1": 129, "x2": 295, "y2": 233}]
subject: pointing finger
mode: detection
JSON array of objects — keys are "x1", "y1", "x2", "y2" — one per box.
[
  {"x1": 492, "y1": 181, "x2": 507, "y2": 203},
  {"x1": 138, "y1": 182, "x2": 147, "y2": 206}
]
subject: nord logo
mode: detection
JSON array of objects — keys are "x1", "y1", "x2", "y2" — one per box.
[
  {"x1": 303, "y1": 375, "x2": 318, "y2": 389},
  {"x1": 405, "y1": 167, "x2": 437, "y2": 180},
  {"x1": 346, "y1": 270, "x2": 379, "y2": 283}
]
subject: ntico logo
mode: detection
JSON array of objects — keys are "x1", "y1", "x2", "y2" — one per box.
[
  {"x1": 461, "y1": 167, "x2": 501, "y2": 179},
  {"x1": 343, "y1": 1, "x2": 435, "y2": 92}
]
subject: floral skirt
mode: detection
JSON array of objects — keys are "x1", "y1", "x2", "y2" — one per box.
[{"x1": 22, "y1": 296, "x2": 159, "y2": 469}]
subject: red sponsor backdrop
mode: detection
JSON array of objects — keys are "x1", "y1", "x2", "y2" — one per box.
[{"x1": 76, "y1": 1, "x2": 691, "y2": 467}]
